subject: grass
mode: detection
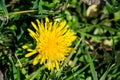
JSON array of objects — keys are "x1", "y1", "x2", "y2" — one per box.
[{"x1": 1, "y1": 0, "x2": 120, "y2": 80}]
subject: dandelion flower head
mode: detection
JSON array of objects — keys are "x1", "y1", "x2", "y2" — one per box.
[{"x1": 23, "y1": 17, "x2": 77, "y2": 71}]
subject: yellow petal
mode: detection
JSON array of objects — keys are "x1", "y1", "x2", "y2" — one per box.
[
  {"x1": 50, "y1": 63, "x2": 53, "y2": 70},
  {"x1": 40, "y1": 21, "x2": 45, "y2": 34},
  {"x1": 60, "y1": 20, "x2": 66, "y2": 27},
  {"x1": 27, "y1": 29, "x2": 36, "y2": 39},
  {"x1": 22, "y1": 45, "x2": 28, "y2": 49},
  {"x1": 48, "y1": 22, "x2": 52, "y2": 31},
  {"x1": 55, "y1": 61, "x2": 60, "y2": 71},
  {"x1": 33, "y1": 55, "x2": 39, "y2": 65},
  {"x1": 56, "y1": 21, "x2": 66, "y2": 32},
  {"x1": 25, "y1": 50, "x2": 37, "y2": 57},
  {"x1": 40, "y1": 58, "x2": 45, "y2": 64},
  {"x1": 27, "y1": 48, "x2": 34, "y2": 51},
  {"x1": 31, "y1": 22, "x2": 38, "y2": 31},
  {"x1": 52, "y1": 21, "x2": 58, "y2": 33},
  {"x1": 45, "y1": 17, "x2": 49, "y2": 22},
  {"x1": 36, "y1": 19, "x2": 40, "y2": 28}
]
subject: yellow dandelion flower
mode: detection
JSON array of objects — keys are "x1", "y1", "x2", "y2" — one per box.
[{"x1": 23, "y1": 17, "x2": 77, "y2": 71}]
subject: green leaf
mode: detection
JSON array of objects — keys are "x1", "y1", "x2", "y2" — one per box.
[{"x1": 114, "y1": 10, "x2": 120, "y2": 21}]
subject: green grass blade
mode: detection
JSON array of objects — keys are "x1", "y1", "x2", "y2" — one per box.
[
  {"x1": 25, "y1": 65, "x2": 46, "y2": 80},
  {"x1": 66, "y1": 64, "x2": 90, "y2": 80},
  {"x1": 100, "y1": 64, "x2": 115, "y2": 80},
  {"x1": 85, "y1": 48, "x2": 98, "y2": 80}
]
